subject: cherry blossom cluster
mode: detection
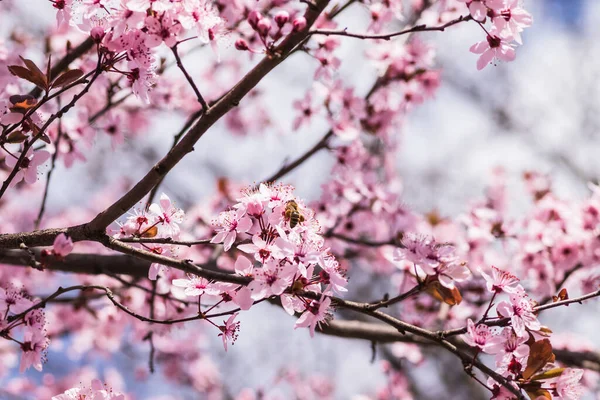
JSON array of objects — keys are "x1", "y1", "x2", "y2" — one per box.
[
  {"x1": 0, "y1": 286, "x2": 49, "y2": 373},
  {"x1": 112, "y1": 193, "x2": 184, "y2": 280},
  {"x1": 459, "y1": 171, "x2": 600, "y2": 299},
  {"x1": 52, "y1": 379, "x2": 125, "y2": 400},
  {"x1": 209, "y1": 183, "x2": 347, "y2": 335},
  {"x1": 0, "y1": 235, "x2": 74, "y2": 375},
  {"x1": 462, "y1": 0, "x2": 533, "y2": 70},
  {"x1": 462, "y1": 266, "x2": 585, "y2": 399},
  {"x1": 394, "y1": 234, "x2": 470, "y2": 289},
  {"x1": 51, "y1": 0, "x2": 227, "y2": 102}
]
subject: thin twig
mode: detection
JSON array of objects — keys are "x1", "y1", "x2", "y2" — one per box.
[
  {"x1": 309, "y1": 15, "x2": 473, "y2": 41},
  {"x1": 171, "y1": 45, "x2": 209, "y2": 111},
  {"x1": 366, "y1": 284, "x2": 422, "y2": 310},
  {"x1": 539, "y1": 262, "x2": 584, "y2": 305}
]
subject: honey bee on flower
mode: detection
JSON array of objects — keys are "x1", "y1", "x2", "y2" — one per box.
[{"x1": 284, "y1": 200, "x2": 305, "y2": 228}]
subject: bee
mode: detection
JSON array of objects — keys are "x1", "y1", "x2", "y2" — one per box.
[{"x1": 284, "y1": 200, "x2": 305, "y2": 228}]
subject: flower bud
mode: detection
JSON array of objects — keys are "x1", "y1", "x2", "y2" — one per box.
[
  {"x1": 90, "y1": 26, "x2": 106, "y2": 43},
  {"x1": 256, "y1": 18, "x2": 272, "y2": 37},
  {"x1": 235, "y1": 38, "x2": 249, "y2": 51},
  {"x1": 274, "y1": 11, "x2": 289, "y2": 28},
  {"x1": 292, "y1": 17, "x2": 307, "y2": 32},
  {"x1": 247, "y1": 10, "x2": 262, "y2": 29}
]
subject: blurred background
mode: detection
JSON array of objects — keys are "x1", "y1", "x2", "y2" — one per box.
[{"x1": 2, "y1": 0, "x2": 599, "y2": 398}]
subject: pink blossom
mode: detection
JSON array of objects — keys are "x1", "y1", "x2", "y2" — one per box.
[
  {"x1": 232, "y1": 286, "x2": 254, "y2": 310},
  {"x1": 52, "y1": 233, "x2": 74, "y2": 258},
  {"x1": 488, "y1": 377, "x2": 520, "y2": 400},
  {"x1": 172, "y1": 276, "x2": 220, "y2": 297},
  {"x1": 211, "y1": 208, "x2": 253, "y2": 251},
  {"x1": 52, "y1": 379, "x2": 125, "y2": 400},
  {"x1": 51, "y1": 0, "x2": 73, "y2": 28},
  {"x1": 313, "y1": 50, "x2": 341, "y2": 81},
  {"x1": 218, "y1": 313, "x2": 240, "y2": 351},
  {"x1": 247, "y1": 260, "x2": 293, "y2": 300},
  {"x1": 127, "y1": 0, "x2": 172, "y2": 12},
  {"x1": 234, "y1": 255, "x2": 254, "y2": 277},
  {"x1": 128, "y1": 65, "x2": 157, "y2": 103},
  {"x1": 295, "y1": 295, "x2": 332, "y2": 337},
  {"x1": 292, "y1": 91, "x2": 316, "y2": 130},
  {"x1": 0, "y1": 287, "x2": 33, "y2": 315},
  {"x1": 394, "y1": 234, "x2": 458, "y2": 276},
  {"x1": 462, "y1": 319, "x2": 492, "y2": 351},
  {"x1": 496, "y1": 288, "x2": 541, "y2": 337},
  {"x1": 470, "y1": 34, "x2": 516, "y2": 70},
  {"x1": 180, "y1": 0, "x2": 225, "y2": 46},
  {"x1": 148, "y1": 193, "x2": 185, "y2": 237},
  {"x1": 238, "y1": 234, "x2": 278, "y2": 263},
  {"x1": 330, "y1": 117, "x2": 360, "y2": 141},
  {"x1": 553, "y1": 368, "x2": 584, "y2": 400},
  {"x1": 148, "y1": 262, "x2": 169, "y2": 280},
  {"x1": 101, "y1": 111, "x2": 126, "y2": 149},
  {"x1": 390, "y1": 342, "x2": 423, "y2": 364},
  {"x1": 436, "y1": 261, "x2": 471, "y2": 288},
  {"x1": 485, "y1": 327, "x2": 529, "y2": 363},
  {"x1": 59, "y1": 139, "x2": 87, "y2": 168},
  {"x1": 317, "y1": 255, "x2": 348, "y2": 294},
  {"x1": 4, "y1": 149, "x2": 51, "y2": 187},
  {"x1": 19, "y1": 328, "x2": 48, "y2": 372},
  {"x1": 460, "y1": 0, "x2": 488, "y2": 21},
  {"x1": 489, "y1": 0, "x2": 533, "y2": 44},
  {"x1": 144, "y1": 13, "x2": 181, "y2": 48},
  {"x1": 480, "y1": 266, "x2": 520, "y2": 294}
]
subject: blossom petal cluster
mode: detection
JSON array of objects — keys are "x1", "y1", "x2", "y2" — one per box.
[
  {"x1": 207, "y1": 184, "x2": 345, "y2": 335},
  {"x1": 460, "y1": 0, "x2": 533, "y2": 69},
  {"x1": 113, "y1": 193, "x2": 184, "y2": 280},
  {"x1": 462, "y1": 267, "x2": 585, "y2": 399},
  {"x1": 394, "y1": 233, "x2": 470, "y2": 289},
  {"x1": 52, "y1": 379, "x2": 125, "y2": 400},
  {"x1": 0, "y1": 286, "x2": 48, "y2": 373}
]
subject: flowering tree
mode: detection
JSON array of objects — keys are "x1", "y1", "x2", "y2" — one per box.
[{"x1": 0, "y1": 0, "x2": 597, "y2": 398}]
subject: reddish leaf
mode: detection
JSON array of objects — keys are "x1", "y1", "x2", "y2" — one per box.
[
  {"x1": 425, "y1": 280, "x2": 462, "y2": 306},
  {"x1": 10, "y1": 96, "x2": 38, "y2": 112},
  {"x1": 141, "y1": 226, "x2": 158, "y2": 238},
  {"x1": 552, "y1": 288, "x2": 569, "y2": 303},
  {"x1": 51, "y1": 69, "x2": 84, "y2": 89},
  {"x1": 19, "y1": 56, "x2": 48, "y2": 89},
  {"x1": 39, "y1": 132, "x2": 51, "y2": 144},
  {"x1": 5, "y1": 131, "x2": 28, "y2": 144},
  {"x1": 523, "y1": 339, "x2": 555, "y2": 380},
  {"x1": 7, "y1": 65, "x2": 44, "y2": 89},
  {"x1": 9, "y1": 94, "x2": 36, "y2": 105}
]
